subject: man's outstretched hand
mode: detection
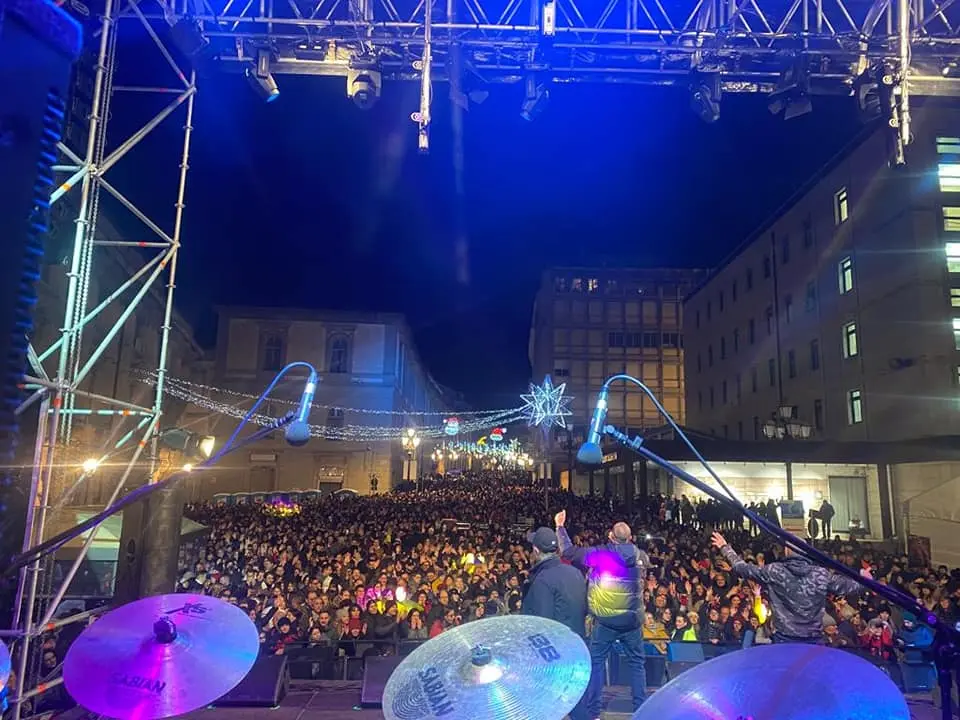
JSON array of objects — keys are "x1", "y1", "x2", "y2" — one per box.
[
  {"x1": 554, "y1": 510, "x2": 566, "y2": 528},
  {"x1": 710, "y1": 532, "x2": 728, "y2": 550}
]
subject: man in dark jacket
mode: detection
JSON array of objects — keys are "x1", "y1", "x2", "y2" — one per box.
[
  {"x1": 556, "y1": 510, "x2": 649, "y2": 718},
  {"x1": 522, "y1": 526, "x2": 590, "y2": 720},
  {"x1": 711, "y1": 531, "x2": 868, "y2": 642}
]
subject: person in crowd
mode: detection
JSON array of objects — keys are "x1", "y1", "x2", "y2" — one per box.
[
  {"x1": 710, "y1": 530, "x2": 869, "y2": 643},
  {"x1": 819, "y1": 499, "x2": 836, "y2": 539},
  {"x1": 520, "y1": 526, "x2": 589, "y2": 720},
  {"x1": 555, "y1": 509, "x2": 649, "y2": 718}
]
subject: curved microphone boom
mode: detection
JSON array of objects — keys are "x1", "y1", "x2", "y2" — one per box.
[
  {"x1": 576, "y1": 384, "x2": 609, "y2": 465},
  {"x1": 284, "y1": 369, "x2": 318, "y2": 446}
]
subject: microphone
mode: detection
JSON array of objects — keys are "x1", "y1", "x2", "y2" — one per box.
[
  {"x1": 576, "y1": 385, "x2": 609, "y2": 465},
  {"x1": 284, "y1": 370, "x2": 318, "y2": 447}
]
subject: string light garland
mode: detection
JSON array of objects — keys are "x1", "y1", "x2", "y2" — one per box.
[{"x1": 521, "y1": 375, "x2": 573, "y2": 429}]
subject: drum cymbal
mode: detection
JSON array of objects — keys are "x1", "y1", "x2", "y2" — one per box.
[
  {"x1": 0, "y1": 640, "x2": 10, "y2": 691},
  {"x1": 633, "y1": 643, "x2": 909, "y2": 720},
  {"x1": 383, "y1": 615, "x2": 590, "y2": 720},
  {"x1": 63, "y1": 594, "x2": 259, "y2": 720}
]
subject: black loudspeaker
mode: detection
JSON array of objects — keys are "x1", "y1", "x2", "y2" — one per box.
[
  {"x1": 114, "y1": 484, "x2": 184, "y2": 603},
  {"x1": 214, "y1": 655, "x2": 289, "y2": 708},
  {"x1": 361, "y1": 655, "x2": 404, "y2": 708}
]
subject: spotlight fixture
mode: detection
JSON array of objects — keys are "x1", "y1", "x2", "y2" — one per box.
[
  {"x1": 520, "y1": 76, "x2": 548, "y2": 121},
  {"x1": 347, "y1": 68, "x2": 382, "y2": 110},
  {"x1": 245, "y1": 50, "x2": 279, "y2": 103},
  {"x1": 689, "y1": 73, "x2": 721, "y2": 123},
  {"x1": 768, "y1": 63, "x2": 812, "y2": 120},
  {"x1": 158, "y1": 428, "x2": 216, "y2": 459}
]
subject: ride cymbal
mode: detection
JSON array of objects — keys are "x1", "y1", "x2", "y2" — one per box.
[
  {"x1": 633, "y1": 643, "x2": 909, "y2": 720},
  {"x1": 63, "y1": 594, "x2": 259, "y2": 720},
  {"x1": 383, "y1": 615, "x2": 590, "y2": 720}
]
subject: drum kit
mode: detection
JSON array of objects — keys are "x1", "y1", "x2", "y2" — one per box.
[{"x1": 0, "y1": 595, "x2": 910, "y2": 720}]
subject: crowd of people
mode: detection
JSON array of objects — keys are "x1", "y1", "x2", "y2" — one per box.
[{"x1": 176, "y1": 473, "x2": 958, "y2": 668}]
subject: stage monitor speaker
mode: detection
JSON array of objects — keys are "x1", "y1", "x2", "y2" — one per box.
[
  {"x1": 213, "y1": 655, "x2": 289, "y2": 708},
  {"x1": 361, "y1": 655, "x2": 404, "y2": 708}
]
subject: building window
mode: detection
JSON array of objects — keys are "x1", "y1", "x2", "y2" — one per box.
[
  {"x1": 834, "y1": 187, "x2": 849, "y2": 224},
  {"x1": 947, "y1": 243, "x2": 960, "y2": 273},
  {"x1": 696, "y1": 310, "x2": 701, "y2": 329},
  {"x1": 748, "y1": 318, "x2": 756, "y2": 345},
  {"x1": 944, "y1": 207, "x2": 960, "y2": 232},
  {"x1": 952, "y1": 288, "x2": 960, "y2": 308},
  {"x1": 720, "y1": 337, "x2": 726, "y2": 360},
  {"x1": 662, "y1": 333, "x2": 681, "y2": 349},
  {"x1": 737, "y1": 421, "x2": 743, "y2": 440},
  {"x1": 814, "y1": 399, "x2": 823, "y2": 430},
  {"x1": 328, "y1": 334, "x2": 350, "y2": 373},
  {"x1": 708, "y1": 345, "x2": 714, "y2": 367},
  {"x1": 842, "y1": 321, "x2": 859, "y2": 358},
  {"x1": 784, "y1": 295, "x2": 793, "y2": 323},
  {"x1": 751, "y1": 366, "x2": 758, "y2": 392},
  {"x1": 722, "y1": 380, "x2": 728, "y2": 404},
  {"x1": 261, "y1": 332, "x2": 285, "y2": 371},
  {"x1": 838, "y1": 256, "x2": 854, "y2": 294},
  {"x1": 753, "y1": 416, "x2": 760, "y2": 439},
  {"x1": 803, "y1": 216, "x2": 813, "y2": 249},
  {"x1": 766, "y1": 306, "x2": 774, "y2": 334},
  {"x1": 781, "y1": 234, "x2": 791, "y2": 264},
  {"x1": 607, "y1": 332, "x2": 624, "y2": 348},
  {"x1": 735, "y1": 373, "x2": 742, "y2": 402},
  {"x1": 810, "y1": 339, "x2": 820, "y2": 370},
  {"x1": 553, "y1": 360, "x2": 570, "y2": 378},
  {"x1": 847, "y1": 389, "x2": 863, "y2": 424},
  {"x1": 642, "y1": 332, "x2": 660, "y2": 348},
  {"x1": 746, "y1": 268, "x2": 754, "y2": 291},
  {"x1": 587, "y1": 278, "x2": 600, "y2": 293},
  {"x1": 554, "y1": 276, "x2": 569, "y2": 292},
  {"x1": 953, "y1": 319, "x2": 960, "y2": 350},
  {"x1": 805, "y1": 281, "x2": 817, "y2": 312},
  {"x1": 706, "y1": 301, "x2": 712, "y2": 320},
  {"x1": 571, "y1": 278, "x2": 583, "y2": 292},
  {"x1": 938, "y1": 156, "x2": 960, "y2": 192},
  {"x1": 733, "y1": 328, "x2": 740, "y2": 353},
  {"x1": 787, "y1": 350, "x2": 797, "y2": 378},
  {"x1": 732, "y1": 280, "x2": 738, "y2": 302},
  {"x1": 763, "y1": 255, "x2": 772, "y2": 279},
  {"x1": 327, "y1": 407, "x2": 345, "y2": 428},
  {"x1": 604, "y1": 279, "x2": 619, "y2": 294},
  {"x1": 937, "y1": 136, "x2": 960, "y2": 155},
  {"x1": 768, "y1": 358, "x2": 776, "y2": 387},
  {"x1": 722, "y1": 424, "x2": 729, "y2": 439}
]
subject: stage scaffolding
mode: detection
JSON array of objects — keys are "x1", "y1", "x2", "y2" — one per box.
[
  {"x1": 6, "y1": 0, "x2": 960, "y2": 714},
  {"x1": 7, "y1": 0, "x2": 196, "y2": 716}
]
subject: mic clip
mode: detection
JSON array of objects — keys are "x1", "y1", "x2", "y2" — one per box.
[{"x1": 603, "y1": 424, "x2": 644, "y2": 452}]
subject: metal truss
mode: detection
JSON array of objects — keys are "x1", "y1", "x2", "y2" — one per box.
[{"x1": 6, "y1": 0, "x2": 196, "y2": 716}]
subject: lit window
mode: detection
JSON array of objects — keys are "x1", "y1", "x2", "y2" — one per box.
[
  {"x1": 847, "y1": 389, "x2": 863, "y2": 425},
  {"x1": 834, "y1": 188, "x2": 849, "y2": 224},
  {"x1": 944, "y1": 208, "x2": 960, "y2": 232},
  {"x1": 954, "y1": 318, "x2": 960, "y2": 350},
  {"x1": 937, "y1": 137, "x2": 960, "y2": 155},
  {"x1": 938, "y1": 163, "x2": 960, "y2": 192},
  {"x1": 554, "y1": 276, "x2": 569, "y2": 292},
  {"x1": 842, "y1": 322, "x2": 859, "y2": 358},
  {"x1": 838, "y1": 256, "x2": 854, "y2": 294},
  {"x1": 587, "y1": 278, "x2": 599, "y2": 293},
  {"x1": 948, "y1": 243, "x2": 960, "y2": 273},
  {"x1": 571, "y1": 278, "x2": 583, "y2": 292},
  {"x1": 328, "y1": 335, "x2": 350, "y2": 373},
  {"x1": 952, "y1": 288, "x2": 960, "y2": 308}
]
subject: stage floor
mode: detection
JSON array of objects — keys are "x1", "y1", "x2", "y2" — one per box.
[{"x1": 177, "y1": 682, "x2": 953, "y2": 720}]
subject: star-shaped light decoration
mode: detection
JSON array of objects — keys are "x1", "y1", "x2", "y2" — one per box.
[{"x1": 521, "y1": 375, "x2": 573, "y2": 429}]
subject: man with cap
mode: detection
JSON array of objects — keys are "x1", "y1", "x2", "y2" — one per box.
[{"x1": 522, "y1": 526, "x2": 590, "y2": 720}]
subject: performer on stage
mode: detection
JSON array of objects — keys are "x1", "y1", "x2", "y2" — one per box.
[
  {"x1": 555, "y1": 510, "x2": 650, "y2": 718},
  {"x1": 710, "y1": 531, "x2": 870, "y2": 643}
]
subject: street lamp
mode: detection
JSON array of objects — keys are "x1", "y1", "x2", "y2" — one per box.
[
  {"x1": 81, "y1": 458, "x2": 100, "y2": 474},
  {"x1": 762, "y1": 404, "x2": 813, "y2": 440},
  {"x1": 400, "y1": 428, "x2": 421, "y2": 482}
]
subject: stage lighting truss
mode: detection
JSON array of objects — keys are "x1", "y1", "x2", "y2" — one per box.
[{"x1": 149, "y1": 0, "x2": 960, "y2": 152}]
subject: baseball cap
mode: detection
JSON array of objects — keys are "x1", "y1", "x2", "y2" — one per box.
[{"x1": 526, "y1": 527, "x2": 559, "y2": 553}]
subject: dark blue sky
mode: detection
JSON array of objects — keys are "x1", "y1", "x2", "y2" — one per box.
[{"x1": 104, "y1": 34, "x2": 867, "y2": 406}]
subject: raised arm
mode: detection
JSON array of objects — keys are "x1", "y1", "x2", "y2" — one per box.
[
  {"x1": 825, "y1": 567, "x2": 871, "y2": 598},
  {"x1": 711, "y1": 532, "x2": 770, "y2": 584},
  {"x1": 555, "y1": 510, "x2": 592, "y2": 572}
]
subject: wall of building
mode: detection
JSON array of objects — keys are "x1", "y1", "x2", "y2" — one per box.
[
  {"x1": 889, "y1": 461, "x2": 960, "y2": 567},
  {"x1": 684, "y1": 106, "x2": 960, "y2": 443}
]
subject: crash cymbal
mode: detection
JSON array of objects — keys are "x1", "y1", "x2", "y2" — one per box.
[
  {"x1": 0, "y1": 640, "x2": 10, "y2": 691},
  {"x1": 383, "y1": 615, "x2": 590, "y2": 720},
  {"x1": 63, "y1": 594, "x2": 259, "y2": 720},
  {"x1": 633, "y1": 643, "x2": 909, "y2": 720}
]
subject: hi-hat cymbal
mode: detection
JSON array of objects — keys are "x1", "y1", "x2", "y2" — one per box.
[
  {"x1": 0, "y1": 640, "x2": 10, "y2": 691},
  {"x1": 633, "y1": 643, "x2": 909, "y2": 720},
  {"x1": 383, "y1": 615, "x2": 590, "y2": 720},
  {"x1": 63, "y1": 594, "x2": 259, "y2": 720}
]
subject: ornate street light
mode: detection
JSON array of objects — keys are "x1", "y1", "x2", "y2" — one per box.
[{"x1": 762, "y1": 404, "x2": 813, "y2": 440}]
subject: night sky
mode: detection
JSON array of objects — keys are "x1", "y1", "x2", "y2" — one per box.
[{"x1": 102, "y1": 32, "x2": 868, "y2": 407}]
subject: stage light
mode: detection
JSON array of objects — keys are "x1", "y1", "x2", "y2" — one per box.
[
  {"x1": 182, "y1": 463, "x2": 194, "y2": 473},
  {"x1": 81, "y1": 458, "x2": 100, "y2": 473},
  {"x1": 689, "y1": 73, "x2": 721, "y2": 123},
  {"x1": 198, "y1": 435, "x2": 216, "y2": 459},
  {"x1": 768, "y1": 64, "x2": 812, "y2": 120},
  {"x1": 245, "y1": 50, "x2": 280, "y2": 103},
  {"x1": 347, "y1": 69, "x2": 381, "y2": 109},
  {"x1": 520, "y1": 76, "x2": 548, "y2": 121},
  {"x1": 159, "y1": 428, "x2": 216, "y2": 459}
]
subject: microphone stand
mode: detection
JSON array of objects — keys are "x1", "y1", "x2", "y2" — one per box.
[{"x1": 602, "y1": 423, "x2": 959, "y2": 719}]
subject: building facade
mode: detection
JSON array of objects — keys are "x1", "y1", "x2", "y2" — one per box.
[
  {"x1": 529, "y1": 267, "x2": 706, "y2": 437},
  {"x1": 202, "y1": 307, "x2": 448, "y2": 497},
  {"x1": 684, "y1": 106, "x2": 960, "y2": 444}
]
